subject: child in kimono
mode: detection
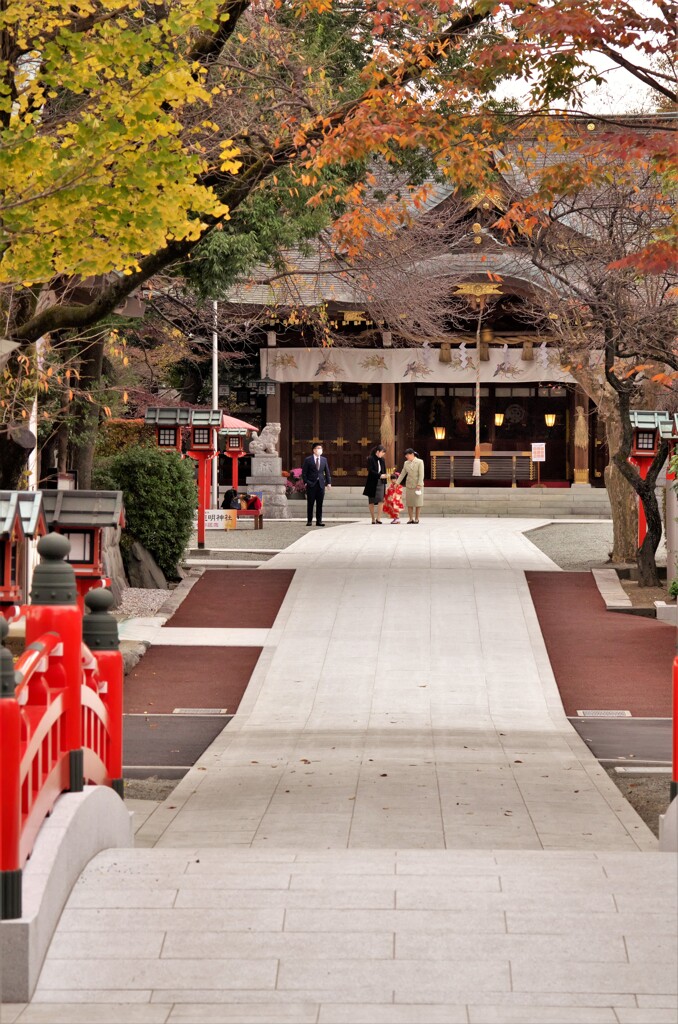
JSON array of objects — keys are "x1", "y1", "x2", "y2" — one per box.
[{"x1": 382, "y1": 473, "x2": 404, "y2": 524}]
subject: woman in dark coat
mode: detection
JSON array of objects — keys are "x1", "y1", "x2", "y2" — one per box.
[{"x1": 363, "y1": 445, "x2": 387, "y2": 523}]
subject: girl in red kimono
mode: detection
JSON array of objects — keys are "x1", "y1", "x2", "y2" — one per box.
[{"x1": 382, "y1": 473, "x2": 404, "y2": 524}]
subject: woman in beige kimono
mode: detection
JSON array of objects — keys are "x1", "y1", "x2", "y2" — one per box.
[{"x1": 396, "y1": 449, "x2": 425, "y2": 524}]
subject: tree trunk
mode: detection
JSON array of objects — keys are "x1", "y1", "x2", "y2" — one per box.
[
  {"x1": 600, "y1": 402, "x2": 637, "y2": 562},
  {"x1": 605, "y1": 460, "x2": 638, "y2": 563},
  {"x1": 637, "y1": 486, "x2": 663, "y2": 587},
  {"x1": 0, "y1": 429, "x2": 33, "y2": 489},
  {"x1": 71, "y1": 337, "x2": 105, "y2": 489}
]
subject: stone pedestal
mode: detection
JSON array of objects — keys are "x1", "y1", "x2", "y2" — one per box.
[{"x1": 247, "y1": 455, "x2": 290, "y2": 519}]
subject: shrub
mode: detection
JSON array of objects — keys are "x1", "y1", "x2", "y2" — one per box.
[
  {"x1": 669, "y1": 578, "x2": 678, "y2": 600},
  {"x1": 97, "y1": 446, "x2": 196, "y2": 579}
]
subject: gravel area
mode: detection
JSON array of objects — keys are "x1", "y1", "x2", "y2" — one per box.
[
  {"x1": 116, "y1": 588, "x2": 174, "y2": 620},
  {"x1": 525, "y1": 521, "x2": 667, "y2": 572},
  {"x1": 605, "y1": 769, "x2": 672, "y2": 838},
  {"x1": 124, "y1": 778, "x2": 179, "y2": 802},
  {"x1": 187, "y1": 519, "x2": 349, "y2": 551}
]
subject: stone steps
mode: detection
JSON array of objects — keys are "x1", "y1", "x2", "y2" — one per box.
[{"x1": 288, "y1": 486, "x2": 611, "y2": 519}]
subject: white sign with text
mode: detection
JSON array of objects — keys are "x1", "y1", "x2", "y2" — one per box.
[
  {"x1": 192, "y1": 509, "x2": 230, "y2": 531},
  {"x1": 531, "y1": 443, "x2": 546, "y2": 462}
]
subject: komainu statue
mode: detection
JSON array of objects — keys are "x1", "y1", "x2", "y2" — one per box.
[{"x1": 249, "y1": 422, "x2": 281, "y2": 456}]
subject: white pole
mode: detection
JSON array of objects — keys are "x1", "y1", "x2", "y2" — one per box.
[
  {"x1": 27, "y1": 335, "x2": 47, "y2": 598},
  {"x1": 472, "y1": 305, "x2": 482, "y2": 477},
  {"x1": 211, "y1": 299, "x2": 219, "y2": 508},
  {"x1": 27, "y1": 336, "x2": 46, "y2": 492}
]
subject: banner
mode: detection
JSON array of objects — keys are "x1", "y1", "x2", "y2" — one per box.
[{"x1": 262, "y1": 346, "x2": 581, "y2": 385}]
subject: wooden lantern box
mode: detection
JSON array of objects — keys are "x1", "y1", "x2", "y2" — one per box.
[{"x1": 40, "y1": 490, "x2": 125, "y2": 607}]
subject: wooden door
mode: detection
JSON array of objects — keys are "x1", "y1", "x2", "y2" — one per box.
[{"x1": 291, "y1": 383, "x2": 381, "y2": 482}]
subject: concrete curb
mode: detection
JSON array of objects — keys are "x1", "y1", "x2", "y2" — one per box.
[
  {"x1": 0, "y1": 787, "x2": 133, "y2": 1002},
  {"x1": 591, "y1": 567, "x2": 632, "y2": 610}
]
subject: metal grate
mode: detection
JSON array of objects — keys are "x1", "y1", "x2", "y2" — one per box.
[
  {"x1": 172, "y1": 708, "x2": 229, "y2": 715},
  {"x1": 576, "y1": 710, "x2": 631, "y2": 718}
]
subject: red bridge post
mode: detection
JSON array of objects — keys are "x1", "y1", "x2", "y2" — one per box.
[
  {"x1": 672, "y1": 656, "x2": 678, "y2": 804},
  {"x1": 26, "y1": 534, "x2": 84, "y2": 792},
  {"x1": 83, "y1": 588, "x2": 124, "y2": 797},
  {"x1": 0, "y1": 617, "x2": 22, "y2": 918}
]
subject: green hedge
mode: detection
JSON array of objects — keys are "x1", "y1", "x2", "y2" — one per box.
[{"x1": 94, "y1": 446, "x2": 196, "y2": 579}]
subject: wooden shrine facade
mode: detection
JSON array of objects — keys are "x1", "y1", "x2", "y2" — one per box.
[{"x1": 271, "y1": 376, "x2": 603, "y2": 485}]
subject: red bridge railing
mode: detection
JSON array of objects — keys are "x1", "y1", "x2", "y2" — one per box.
[{"x1": 0, "y1": 534, "x2": 123, "y2": 920}]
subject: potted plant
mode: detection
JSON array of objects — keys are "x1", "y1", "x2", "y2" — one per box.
[{"x1": 285, "y1": 468, "x2": 306, "y2": 499}]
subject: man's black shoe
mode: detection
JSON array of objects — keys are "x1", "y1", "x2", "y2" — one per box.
[
  {"x1": 316, "y1": 522, "x2": 325, "y2": 527},
  {"x1": 306, "y1": 521, "x2": 313, "y2": 526}
]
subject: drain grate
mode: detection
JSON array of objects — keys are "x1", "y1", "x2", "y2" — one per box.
[
  {"x1": 172, "y1": 707, "x2": 229, "y2": 715},
  {"x1": 576, "y1": 709, "x2": 632, "y2": 718}
]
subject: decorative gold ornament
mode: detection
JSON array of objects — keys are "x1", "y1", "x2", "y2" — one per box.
[
  {"x1": 480, "y1": 461, "x2": 489, "y2": 474},
  {"x1": 454, "y1": 282, "x2": 503, "y2": 297}
]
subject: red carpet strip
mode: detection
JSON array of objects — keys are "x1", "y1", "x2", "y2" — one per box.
[{"x1": 526, "y1": 571, "x2": 673, "y2": 718}]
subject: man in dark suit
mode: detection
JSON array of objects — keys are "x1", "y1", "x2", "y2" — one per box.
[{"x1": 301, "y1": 442, "x2": 331, "y2": 527}]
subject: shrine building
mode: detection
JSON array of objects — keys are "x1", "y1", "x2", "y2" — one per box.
[{"x1": 222, "y1": 185, "x2": 606, "y2": 489}]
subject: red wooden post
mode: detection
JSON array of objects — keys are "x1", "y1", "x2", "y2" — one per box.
[
  {"x1": 672, "y1": 656, "x2": 678, "y2": 803},
  {"x1": 635, "y1": 459, "x2": 651, "y2": 548},
  {"x1": 0, "y1": 617, "x2": 22, "y2": 918},
  {"x1": 26, "y1": 534, "x2": 84, "y2": 792},
  {"x1": 83, "y1": 589, "x2": 124, "y2": 797},
  {"x1": 231, "y1": 452, "x2": 239, "y2": 490},
  {"x1": 193, "y1": 453, "x2": 207, "y2": 549}
]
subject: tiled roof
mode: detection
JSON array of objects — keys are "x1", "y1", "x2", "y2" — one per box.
[
  {"x1": 629, "y1": 411, "x2": 672, "y2": 430},
  {"x1": 144, "y1": 407, "x2": 192, "y2": 426},
  {"x1": 190, "y1": 410, "x2": 222, "y2": 427},
  {"x1": 41, "y1": 490, "x2": 124, "y2": 528},
  {"x1": 14, "y1": 491, "x2": 46, "y2": 538},
  {"x1": 0, "y1": 491, "x2": 22, "y2": 540}
]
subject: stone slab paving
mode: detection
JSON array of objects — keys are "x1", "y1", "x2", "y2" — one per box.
[{"x1": 12, "y1": 518, "x2": 677, "y2": 1023}]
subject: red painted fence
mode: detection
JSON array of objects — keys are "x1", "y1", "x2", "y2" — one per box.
[{"x1": 0, "y1": 534, "x2": 123, "y2": 920}]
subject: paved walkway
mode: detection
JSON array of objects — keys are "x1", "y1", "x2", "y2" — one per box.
[{"x1": 8, "y1": 519, "x2": 677, "y2": 1023}]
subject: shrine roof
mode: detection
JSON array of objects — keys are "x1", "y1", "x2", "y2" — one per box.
[
  {"x1": 14, "y1": 491, "x2": 46, "y2": 538},
  {"x1": 145, "y1": 407, "x2": 192, "y2": 426},
  {"x1": 629, "y1": 411, "x2": 672, "y2": 431},
  {"x1": 191, "y1": 409, "x2": 223, "y2": 427},
  {"x1": 40, "y1": 490, "x2": 125, "y2": 528},
  {"x1": 0, "y1": 491, "x2": 23, "y2": 541}
]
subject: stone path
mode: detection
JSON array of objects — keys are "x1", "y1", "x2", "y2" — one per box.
[
  {"x1": 137, "y1": 518, "x2": 652, "y2": 852},
  {"x1": 6, "y1": 519, "x2": 676, "y2": 1023}
]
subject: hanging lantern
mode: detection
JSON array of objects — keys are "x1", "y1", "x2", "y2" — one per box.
[
  {"x1": 464, "y1": 409, "x2": 476, "y2": 425},
  {"x1": 494, "y1": 412, "x2": 504, "y2": 427},
  {"x1": 544, "y1": 412, "x2": 556, "y2": 428},
  {"x1": 433, "y1": 425, "x2": 446, "y2": 440}
]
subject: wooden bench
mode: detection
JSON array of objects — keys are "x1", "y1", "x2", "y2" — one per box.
[
  {"x1": 235, "y1": 508, "x2": 264, "y2": 530},
  {"x1": 223, "y1": 500, "x2": 264, "y2": 530}
]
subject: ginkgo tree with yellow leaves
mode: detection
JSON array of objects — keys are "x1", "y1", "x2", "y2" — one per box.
[{"x1": 0, "y1": 0, "x2": 241, "y2": 285}]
